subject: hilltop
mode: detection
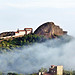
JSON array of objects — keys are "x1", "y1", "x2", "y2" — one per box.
[
  {"x1": 0, "y1": 22, "x2": 67, "y2": 40},
  {"x1": 0, "y1": 22, "x2": 73, "y2": 51},
  {"x1": 34, "y1": 22, "x2": 67, "y2": 38}
]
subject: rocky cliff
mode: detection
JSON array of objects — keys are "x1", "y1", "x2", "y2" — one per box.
[{"x1": 34, "y1": 22, "x2": 67, "y2": 38}]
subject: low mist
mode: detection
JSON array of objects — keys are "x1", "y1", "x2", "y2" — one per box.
[{"x1": 0, "y1": 35, "x2": 75, "y2": 74}]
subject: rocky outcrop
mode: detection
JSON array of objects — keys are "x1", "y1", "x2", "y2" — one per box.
[
  {"x1": 34, "y1": 22, "x2": 67, "y2": 38},
  {"x1": 0, "y1": 32, "x2": 15, "y2": 37}
]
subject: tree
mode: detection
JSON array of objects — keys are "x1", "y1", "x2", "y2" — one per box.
[{"x1": 39, "y1": 67, "x2": 47, "y2": 72}]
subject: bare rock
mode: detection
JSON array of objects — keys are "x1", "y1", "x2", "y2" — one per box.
[{"x1": 34, "y1": 22, "x2": 67, "y2": 38}]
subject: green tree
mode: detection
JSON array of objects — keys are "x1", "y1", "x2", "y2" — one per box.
[{"x1": 39, "y1": 67, "x2": 47, "y2": 72}]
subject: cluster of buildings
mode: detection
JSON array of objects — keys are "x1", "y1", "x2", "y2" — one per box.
[
  {"x1": 15, "y1": 28, "x2": 33, "y2": 36},
  {"x1": 0, "y1": 28, "x2": 33, "y2": 39},
  {"x1": 38, "y1": 65, "x2": 63, "y2": 75}
]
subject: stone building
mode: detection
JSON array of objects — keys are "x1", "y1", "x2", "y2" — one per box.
[
  {"x1": 39, "y1": 65, "x2": 63, "y2": 75},
  {"x1": 24, "y1": 28, "x2": 33, "y2": 34},
  {"x1": 49, "y1": 65, "x2": 63, "y2": 75},
  {"x1": 15, "y1": 28, "x2": 33, "y2": 37},
  {"x1": 0, "y1": 28, "x2": 33, "y2": 39}
]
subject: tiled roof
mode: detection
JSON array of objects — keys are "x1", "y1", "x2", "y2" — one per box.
[
  {"x1": 24, "y1": 28, "x2": 32, "y2": 29},
  {"x1": 19, "y1": 30, "x2": 25, "y2": 31},
  {"x1": 15, "y1": 32, "x2": 19, "y2": 33}
]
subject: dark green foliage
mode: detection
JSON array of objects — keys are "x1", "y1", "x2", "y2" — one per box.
[
  {"x1": 0, "y1": 69, "x2": 75, "y2": 75},
  {"x1": 0, "y1": 34, "x2": 46, "y2": 51},
  {"x1": 7, "y1": 73, "x2": 18, "y2": 75},
  {"x1": 39, "y1": 67, "x2": 47, "y2": 72}
]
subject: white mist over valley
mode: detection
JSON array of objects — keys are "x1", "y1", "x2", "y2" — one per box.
[{"x1": 0, "y1": 35, "x2": 75, "y2": 74}]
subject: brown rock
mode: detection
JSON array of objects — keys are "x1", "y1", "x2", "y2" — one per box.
[{"x1": 34, "y1": 22, "x2": 67, "y2": 38}]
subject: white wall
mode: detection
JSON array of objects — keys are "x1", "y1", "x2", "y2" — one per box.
[
  {"x1": 27, "y1": 31, "x2": 31, "y2": 34},
  {"x1": 15, "y1": 31, "x2": 25, "y2": 36},
  {"x1": 19, "y1": 31, "x2": 25, "y2": 35},
  {"x1": 0, "y1": 30, "x2": 32, "y2": 39}
]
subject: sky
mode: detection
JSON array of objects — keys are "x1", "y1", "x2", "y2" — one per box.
[{"x1": 0, "y1": 0, "x2": 75, "y2": 36}]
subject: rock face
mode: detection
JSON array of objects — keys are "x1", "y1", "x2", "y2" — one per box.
[{"x1": 34, "y1": 22, "x2": 67, "y2": 38}]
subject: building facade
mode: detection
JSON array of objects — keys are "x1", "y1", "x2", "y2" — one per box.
[
  {"x1": 39, "y1": 65, "x2": 63, "y2": 75},
  {"x1": 0, "y1": 28, "x2": 33, "y2": 39},
  {"x1": 49, "y1": 65, "x2": 63, "y2": 75},
  {"x1": 15, "y1": 28, "x2": 33, "y2": 36}
]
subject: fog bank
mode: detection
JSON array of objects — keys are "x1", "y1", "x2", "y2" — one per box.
[{"x1": 0, "y1": 35, "x2": 75, "y2": 74}]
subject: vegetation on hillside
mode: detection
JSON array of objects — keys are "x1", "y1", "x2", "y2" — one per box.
[
  {"x1": 0, "y1": 34, "x2": 46, "y2": 51},
  {"x1": 63, "y1": 70, "x2": 75, "y2": 75},
  {"x1": 0, "y1": 69, "x2": 75, "y2": 75},
  {"x1": 0, "y1": 33, "x2": 72, "y2": 52}
]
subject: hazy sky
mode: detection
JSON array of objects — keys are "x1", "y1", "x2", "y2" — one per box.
[{"x1": 0, "y1": 0, "x2": 75, "y2": 36}]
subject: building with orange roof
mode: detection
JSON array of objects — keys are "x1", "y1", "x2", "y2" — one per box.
[{"x1": 14, "y1": 28, "x2": 33, "y2": 37}]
